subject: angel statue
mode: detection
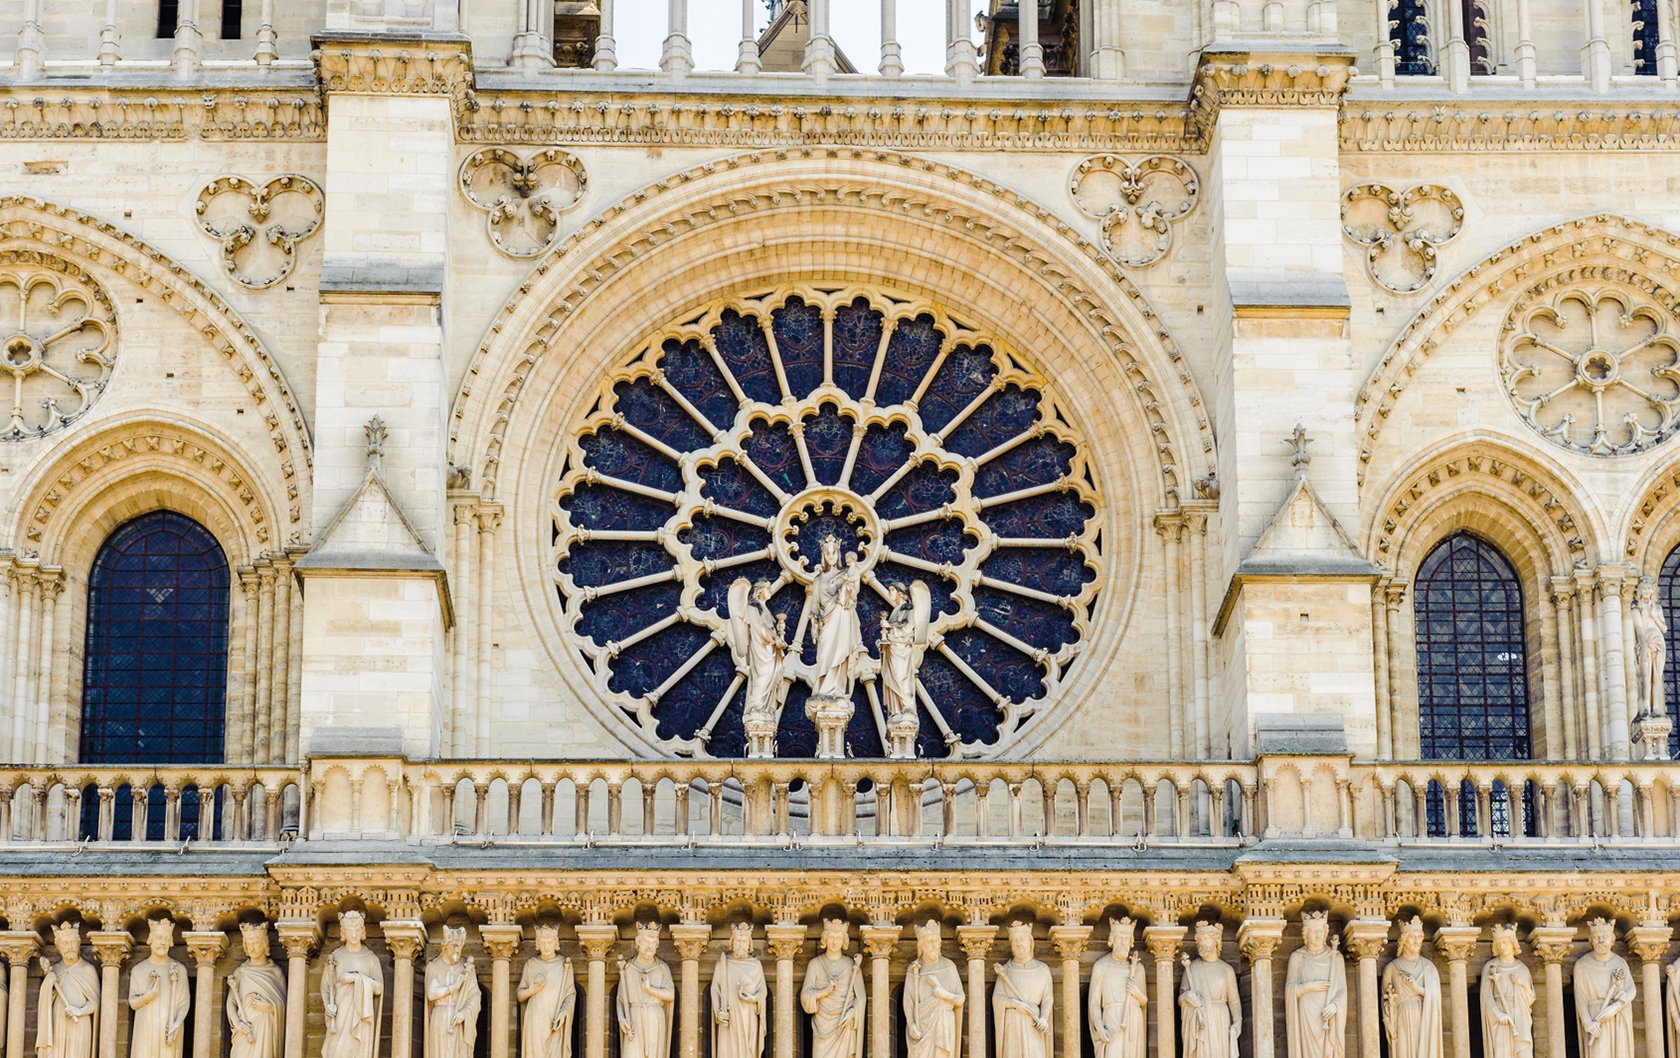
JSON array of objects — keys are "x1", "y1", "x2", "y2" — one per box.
[
  {"x1": 728, "y1": 578, "x2": 790, "y2": 757},
  {"x1": 879, "y1": 580, "x2": 931, "y2": 759}
]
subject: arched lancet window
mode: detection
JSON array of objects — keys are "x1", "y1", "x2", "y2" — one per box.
[
  {"x1": 1634, "y1": 0, "x2": 1662, "y2": 75},
  {"x1": 1657, "y1": 545, "x2": 1680, "y2": 754},
  {"x1": 1414, "y1": 532, "x2": 1532, "y2": 761},
  {"x1": 80, "y1": 511, "x2": 230, "y2": 765},
  {"x1": 156, "y1": 0, "x2": 179, "y2": 38},
  {"x1": 1389, "y1": 0, "x2": 1435, "y2": 74}
]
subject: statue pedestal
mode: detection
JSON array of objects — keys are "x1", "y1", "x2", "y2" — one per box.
[
  {"x1": 805, "y1": 693, "x2": 853, "y2": 759},
  {"x1": 1633, "y1": 710, "x2": 1673, "y2": 760},
  {"x1": 886, "y1": 711, "x2": 919, "y2": 760},
  {"x1": 743, "y1": 713, "x2": 777, "y2": 759}
]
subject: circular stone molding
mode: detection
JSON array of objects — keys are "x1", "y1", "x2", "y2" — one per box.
[
  {"x1": 1500, "y1": 272, "x2": 1680, "y2": 456},
  {"x1": 551, "y1": 286, "x2": 1102, "y2": 759},
  {"x1": 0, "y1": 250, "x2": 115, "y2": 440}
]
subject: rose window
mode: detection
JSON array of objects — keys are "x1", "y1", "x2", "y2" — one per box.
[
  {"x1": 552, "y1": 288, "x2": 1101, "y2": 758},
  {"x1": 0, "y1": 253, "x2": 116, "y2": 439},
  {"x1": 1501, "y1": 285, "x2": 1680, "y2": 455}
]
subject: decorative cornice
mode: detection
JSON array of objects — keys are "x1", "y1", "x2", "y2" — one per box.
[
  {"x1": 0, "y1": 87, "x2": 325, "y2": 142},
  {"x1": 1342, "y1": 100, "x2": 1680, "y2": 153},
  {"x1": 312, "y1": 34, "x2": 475, "y2": 126},
  {"x1": 1189, "y1": 47, "x2": 1357, "y2": 137}
]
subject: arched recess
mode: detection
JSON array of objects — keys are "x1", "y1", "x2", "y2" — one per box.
[
  {"x1": 1364, "y1": 434, "x2": 1602, "y2": 761},
  {"x1": 446, "y1": 148, "x2": 1215, "y2": 760},
  {"x1": 6, "y1": 416, "x2": 295, "y2": 766}
]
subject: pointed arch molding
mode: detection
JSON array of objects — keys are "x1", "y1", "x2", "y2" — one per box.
[
  {"x1": 0, "y1": 196, "x2": 312, "y2": 530},
  {"x1": 446, "y1": 147, "x2": 1215, "y2": 505},
  {"x1": 1355, "y1": 213, "x2": 1680, "y2": 483}
]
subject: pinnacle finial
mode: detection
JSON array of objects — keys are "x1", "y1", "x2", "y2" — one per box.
[
  {"x1": 365, "y1": 416, "x2": 387, "y2": 472},
  {"x1": 1287, "y1": 423, "x2": 1311, "y2": 479}
]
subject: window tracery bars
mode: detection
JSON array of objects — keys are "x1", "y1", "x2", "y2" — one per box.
[
  {"x1": 79, "y1": 511, "x2": 230, "y2": 767},
  {"x1": 1414, "y1": 533, "x2": 1532, "y2": 835},
  {"x1": 1656, "y1": 544, "x2": 1680, "y2": 755},
  {"x1": 156, "y1": 0, "x2": 178, "y2": 38},
  {"x1": 1634, "y1": 0, "x2": 1662, "y2": 74},
  {"x1": 1389, "y1": 0, "x2": 1434, "y2": 74},
  {"x1": 1464, "y1": 0, "x2": 1494, "y2": 74}
]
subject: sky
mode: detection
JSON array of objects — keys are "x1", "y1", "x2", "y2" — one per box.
[{"x1": 616, "y1": 1, "x2": 992, "y2": 75}]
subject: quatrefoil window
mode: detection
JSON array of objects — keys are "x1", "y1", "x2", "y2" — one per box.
[
  {"x1": 459, "y1": 148, "x2": 588, "y2": 258},
  {"x1": 552, "y1": 288, "x2": 1101, "y2": 759},
  {"x1": 195, "y1": 175, "x2": 324, "y2": 289},
  {"x1": 1341, "y1": 183, "x2": 1464, "y2": 294},
  {"x1": 1069, "y1": 155, "x2": 1199, "y2": 267},
  {"x1": 0, "y1": 252, "x2": 116, "y2": 440},
  {"x1": 1501, "y1": 285, "x2": 1680, "y2": 455}
]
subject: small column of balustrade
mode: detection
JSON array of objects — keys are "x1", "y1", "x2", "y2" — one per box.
[
  {"x1": 880, "y1": 0, "x2": 902, "y2": 75},
  {"x1": 593, "y1": 0, "x2": 617, "y2": 71},
  {"x1": 662, "y1": 0, "x2": 693, "y2": 74},
  {"x1": 945, "y1": 0, "x2": 977, "y2": 84},
  {"x1": 1017, "y1": 0, "x2": 1043, "y2": 77},
  {"x1": 736, "y1": 0, "x2": 760, "y2": 72}
]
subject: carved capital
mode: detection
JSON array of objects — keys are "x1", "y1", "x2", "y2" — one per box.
[
  {"x1": 1237, "y1": 918, "x2": 1286, "y2": 964},
  {"x1": 1143, "y1": 924, "x2": 1188, "y2": 964},
  {"x1": 1434, "y1": 926, "x2": 1482, "y2": 964},
  {"x1": 274, "y1": 921, "x2": 320, "y2": 961},
  {"x1": 860, "y1": 925, "x2": 902, "y2": 960},
  {"x1": 479, "y1": 923, "x2": 523, "y2": 962},
  {"x1": 0, "y1": 930, "x2": 41, "y2": 968},
  {"x1": 1626, "y1": 925, "x2": 1672, "y2": 966},
  {"x1": 1342, "y1": 920, "x2": 1390, "y2": 961},
  {"x1": 88, "y1": 931, "x2": 133, "y2": 969},
  {"x1": 1048, "y1": 925, "x2": 1092, "y2": 963},
  {"x1": 575, "y1": 923, "x2": 620, "y2": 961},
  {"x1": 765, "y1": 924, "x2": 806, "y2": 962},
  {"x1": 956, "y1": 924, "x2": 998, "y2": 962},
  {"x1": 1189, "y1": 48, "x2": 1357, "y2": 137},
  {"x1": 669, "y1": 923, "x2": 712, "y2": 963},
  {"x1": 183, "y1": 931, "x2": 229, "y2": 967}
]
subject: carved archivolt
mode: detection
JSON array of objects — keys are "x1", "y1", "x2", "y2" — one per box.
[
  {"x1": 195, "y1": 175, "x2": 324, "y2": 289},
  {"x1": 1069, "y1": 155, "x2": 1199, "y2": 267},
  {"x1": 458, "y1": 148, "x2": 587, "y2": 258},
  {"x1": 1341, "y1": 183, "x2": 1464, "y2": 294},
  {"x1": 0, "y1": 250, "x2": 114, "y2": 440},
  {"x1": 552, "y1": 286, "x2": 1101, "y2": 760},
  {"x1": 1500, "y1": 279, "x2": 1680, "y2": 455}
]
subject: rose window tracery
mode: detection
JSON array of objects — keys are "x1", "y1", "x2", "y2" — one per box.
[
  {"x1": 1500, "y1": 283, "x2": 1680, "y2": 455},
  {"x1": 0, "y1": 252, "x2": 116, "y2": 440},
  {"x1": 552, "y1": 288, "x2": 1101, "y2": 759}
]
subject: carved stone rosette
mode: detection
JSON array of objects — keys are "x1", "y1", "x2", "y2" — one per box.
[
  {"x1": 1069, "y1": 155, "x2": 1199, "y2": 267},
  {"x1": 194, "y1": 174, "x2": 324, "y2": 289},
  {"x1": 1500, "y1": 280, "x2": 1680, "y2": 455},
  {"x1": 459, "y1": 148, "x2": 588, "y2": 258},
  {"x1": 0, "y1": 250, "x2": 115, "y2": 439},
  {"x1": 1340, "y1": 182, "x2": 1464, "y2": 294}
]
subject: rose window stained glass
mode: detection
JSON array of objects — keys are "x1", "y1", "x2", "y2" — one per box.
[{"x1": 552, "y1": 288, "x2": 1101, "y2": 759}]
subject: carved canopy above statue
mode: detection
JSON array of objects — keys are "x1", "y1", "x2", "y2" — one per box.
[{"x1": 550, "y1": 286, "x2": 1103, "y2": 759}]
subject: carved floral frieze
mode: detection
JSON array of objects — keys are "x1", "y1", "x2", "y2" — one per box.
[
  {"x1": 1341, "y1": 182, "x2": 1464, "y2": 294},
  {"x1": 194, "y1": 175, "x2": 324, "y2": 289},
  {"x1": 458, "y1": 148, "x2": 588, "y2": 258},
  {"x1": 1069, "y1": 155, "x2": 1200, "y2": 267},
  {"x1": 0, "y1": 250, "x2": 115, "y2": 439}
]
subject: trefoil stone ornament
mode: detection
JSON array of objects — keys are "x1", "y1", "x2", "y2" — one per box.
[
  {"x1": 194, "y1": 175, "x2": 323, "y2": 289},
  {"x1": 1070, "y1": 155, "x2": 1199, "y2": 267},
  {"x1": 459, "y1": 148, "x2": 588, "y2": 258},
  {"x1": 1341, "y1": 183, "x2": 1464, "y2": 294}
]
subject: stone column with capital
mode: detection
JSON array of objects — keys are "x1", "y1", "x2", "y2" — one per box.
[
  {"x1": 1530, "y1": 926, "x2": 1575, "y2": 1058},
  {"x1": 1434, "y1": 927, "x2": 1481, "y2": 1058},
  {"x1": 382, "y1": 921, "x2": 425, "y2": 1058},
  {"x1": 765, "y1": 924, "x2": 806, "y2": 1058},
  {"x1": 0, "y1": 933, "x2": 36, "y2": 1058},
  {"x1": 669, "y1": 924, "x2": 711, "y2": 1058},
  {"x1": 184, "y1": 931, "x2": 229, "y2": 1058},
  {"x1": 860, "y1": 925, "x2": 901, "y2": 1058},
  {"x1": 1238, "y1": 919, "x2": 1286, "y2": 1058},
  {"x1": 1626, "y1": 926, "x2": 1671, "y2": 1058},
  {"x1": 481, "y1": 924, "x2": 524, "y2": 1058},
  {"x1": 88, "y1": 932, "x2": 132, "y2": 1058},
  {"x1": 1049, "y1": 924, "x2": 1092, "y2": 1058},
  {"x1": 576, "y1": 924, "x2": 619, "y2": 1058},
  {"x1": 274, "y1": 922, "x2": 319, "y2": 1058},
  {"x1": 956, "y1": 925, "x2": 997, "y2": 1058},
  {"x1": 1343, "y1": 922, "x2": 1389, "y2": 1058},
  {"x1": 1144, "y1": 925, "x2": 1185, "y2": 1058}
]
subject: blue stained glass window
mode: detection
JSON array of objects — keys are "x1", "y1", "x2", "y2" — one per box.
[
  {"x1": 1634, "y1": 0, "x2": 1662, "y2": 75},
  {"x1": 80, "y1": 511, "x2": 230, "y2": 765},
  {"x1": 1657, "y1": 545, "x2": 1680, "y2": 755},
  {"x1": 1390, "y1": 0, "x2": 1433, "y2": 75}
]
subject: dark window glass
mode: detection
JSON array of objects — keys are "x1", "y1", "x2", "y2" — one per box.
[
  {"x1": 1389, "y1": 0, "x2": 1434, "y2": 75},
  {"x1": 1415, "y1": 532, "x2": 1533, "y2": 837},
  {"x1": 221, "y1": 0, "x2": 243, "y2": 39},
  {"x1": 157, "y1": 0, "x2": 179, "y2": 38},
  {"x1": 1634, "y1": 0, "x2": 1661, "y2": 75},
  {"x1": 1464, "y1": 1, "x2": 1494, "y2": 74},
  {"x1": 79, "y1": 512, "x2": 229, "y2": 766},
  {"x1": 1657, "y1": 545, "x2": 1680, "y2": 754}
]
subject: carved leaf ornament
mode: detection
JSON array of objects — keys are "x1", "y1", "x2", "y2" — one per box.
[
  {"x1": 552, "y1": 288, "x2": 1101, "y2": 759},
  {"x1": 1501, "y1": 284, "x2": 1680, "y2": 455},
  {"x1": 194, "y1": 174, "x2": 323, "y2": 289},
  {"x1": 459, "y1": 147, "x2": 588, "y2": 258},
  {"x1": 1069, "y1": 155, "x2": 1199, "y2": 267},
  {"x1": 1341, "y1": 182, "x2": 1464, "y2": 294},
  {"x1": 0, "y1": 252, "x2": 115, "y2": 439}
]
